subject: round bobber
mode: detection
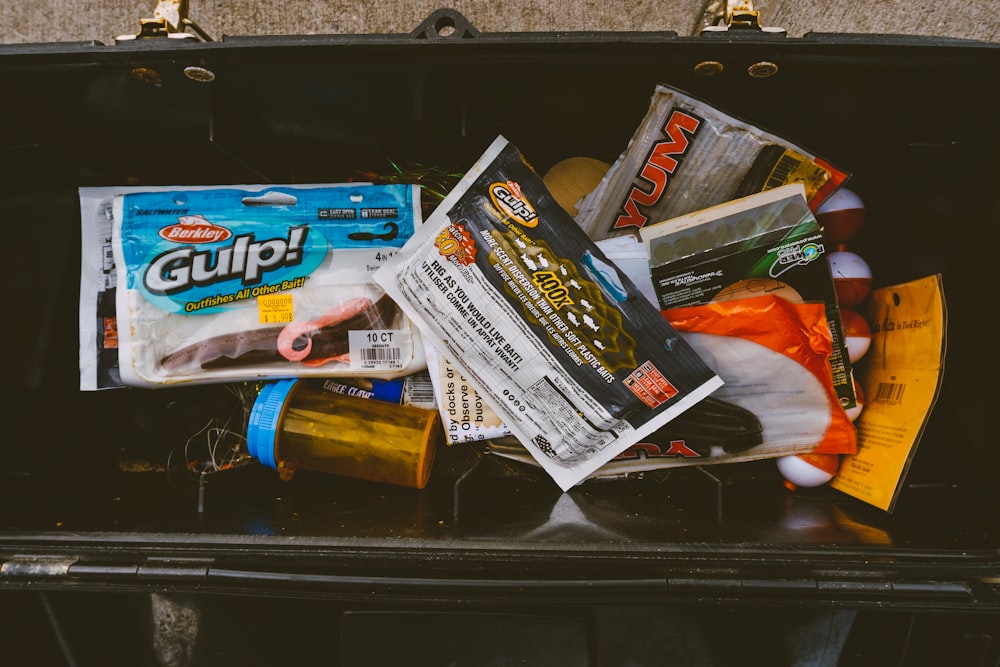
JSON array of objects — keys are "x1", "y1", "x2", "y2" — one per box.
[
  {"x1": 829, "y1": 250, "x2": 873, "y2": 308},
  {"x1": 845, "y1": 376, "x2": 865, "y2": 423},
  {"x1": 816, "y1": 187, "x2": 865, "y2": 245},
  {"x1": 840, "y1": 308, "x2": 872, "y2": 364},
  {"x1": 777, "y1": 453, "x2": 841, "y2": 491}
]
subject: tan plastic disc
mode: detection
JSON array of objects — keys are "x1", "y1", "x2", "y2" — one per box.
[{"x1": 543, "y1": 157, "x2": 611, "y2": 216}]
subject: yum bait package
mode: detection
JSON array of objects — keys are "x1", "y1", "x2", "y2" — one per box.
[
  {"x1": 576, "y1": 83, "x2": 849, "y2": 240},
  {"x1": 374, "y1": 135, "x2": 723, "y2": 491},
  {"x1": 112, "y1": 184, "x2": 424, "y2": 388}
]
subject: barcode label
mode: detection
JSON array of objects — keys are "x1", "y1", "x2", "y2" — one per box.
[
  {"x1": 348, "y1": 329, "x2": 411, "y2": 371},
  {"x1": 765, "y1": 153, "x2": 801, "y2": 189},
  {"x1": 360, "y1": 347, "x2": 401, "y2": 362},
  {"x1": 403, "y1": 371, "x2": 437, "y2": 409},
  {"x1": 874, "y1": 381, "x2": 906, "y2": 404}
]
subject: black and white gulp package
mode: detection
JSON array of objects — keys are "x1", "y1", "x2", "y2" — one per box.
[{"x1": 374, "y1": 136, "x2": 723, "y2": 491}]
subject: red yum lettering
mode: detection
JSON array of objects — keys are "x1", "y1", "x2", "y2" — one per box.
[
  {"x1": 613, "y1": 109, "x2": 702, "y2": 230},
  {"x1": 663, "y1": 439, "x2": 701, "y2": 458},
  {"x1": 612, "y1": 440, "x2": 701, "y2": 460},
  {"x1": 613, "y1": 443, "x2": 663, "y2": 461}
]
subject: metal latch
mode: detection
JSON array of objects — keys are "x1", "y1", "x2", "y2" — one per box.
[
  {"x1": 697, "y1": 0, "x2": 785, "y2": 34},
  {"x1": 116, "y1": 0, "x2": 214, "y2": 42}
]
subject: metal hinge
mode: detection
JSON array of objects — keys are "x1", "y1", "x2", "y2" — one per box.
[
  {"x1": 1, "y1": 555, "x2": 78, "y2": 579},
  {"x1": 136, "y1": 558, "x2": 213, "y2": 582},
  {"x1": 667, "y1": 576, "x2": 976, "y2": 602},
  {"x1": 697, "y1": 0, "x2": 786, "y2": 34},
  {"x1": 2, "y1": 555, "x2": 215, "y2": 583},
  {"x1": 116, "y1": 0, "x2": 214, "y2": 43}
]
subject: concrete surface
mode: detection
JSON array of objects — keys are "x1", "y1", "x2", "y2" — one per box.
[{"x1": 1, "y1": 0, "x2": 999, "y2": 45}]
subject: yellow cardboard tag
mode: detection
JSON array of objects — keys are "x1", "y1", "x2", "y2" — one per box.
[
  {"x1": 830, "y1": 274, "x2": 946, "y2": 512},
  {"x1": 257, "y1": 293, "x2": 295, "y2": 324}
]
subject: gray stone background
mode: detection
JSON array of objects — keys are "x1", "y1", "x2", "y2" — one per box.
[{"x1": 2, "y1": 0, "x2": 998, "y2": 45}]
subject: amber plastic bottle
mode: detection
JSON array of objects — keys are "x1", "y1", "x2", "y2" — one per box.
[{"x1": 248, "y1": 378, "x2": 441, "y2": 489}]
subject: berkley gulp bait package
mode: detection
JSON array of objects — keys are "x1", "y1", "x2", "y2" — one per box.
[
  {"x1": 374, "y1": 136, "x2": 723, "y2": 491},
  {"x1": 575, "y1": 83, "x2": 849, "y2": 240},
  {"x1": 112, "y1": 184, "x2": 424, "y2": 387},
  {"x1": 80, "y1": 183, "x2": 362, "y2": 390}
]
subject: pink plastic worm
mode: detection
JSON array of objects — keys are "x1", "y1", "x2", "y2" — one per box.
[{"x1": 276, "y1": 296, "x2": 373, "y2": 362}]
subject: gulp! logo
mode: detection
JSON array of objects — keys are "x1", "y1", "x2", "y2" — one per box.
[
  {"x1": 612, "y1": 108, "x2": 703, "y2": 231},
  {"x1": 158, "y1": 215, "x2": 233, "y2": 244},
  {"x1": 489, "y1": 180, "x2": 538, "y2": 228},
  {"x1": 145, "y1": 225, "x2": 309, "y2": 295}
]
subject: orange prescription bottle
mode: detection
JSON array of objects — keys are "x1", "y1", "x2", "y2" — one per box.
[{"x1": 248, "y1": 379, "x2": 441, "y2": 489}]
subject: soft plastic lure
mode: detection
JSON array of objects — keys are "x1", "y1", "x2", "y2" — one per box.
[{"x1": 160, "y1": 295, "x2": 396, "y2": 371}]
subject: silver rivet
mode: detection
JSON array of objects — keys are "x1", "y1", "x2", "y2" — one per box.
[
  {"x1": 694, "y1": 60, "x2": 725, "y2": 77},
  {"x1": 748, "y1": 61, "x2": 779, "y2": 78},
  {"x1": 183, "y1": 66, "x2": 216, "y2": 83}
]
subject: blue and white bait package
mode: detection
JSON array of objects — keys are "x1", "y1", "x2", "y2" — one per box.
[{"x1": 108, "y1": 183, "x2": 426, "y2": 388}]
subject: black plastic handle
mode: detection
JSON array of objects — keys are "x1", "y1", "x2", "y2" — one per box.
[{"x1": 411, "y1": 8, "x2": 481, "y2": 40}]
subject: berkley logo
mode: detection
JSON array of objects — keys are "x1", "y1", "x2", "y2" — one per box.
[
  {"x1": 489, "y1": 180, "x2": 538, "y2": 228},
  {"x1": 158, "y1": 215, "x2": 232, "y2": 244}
]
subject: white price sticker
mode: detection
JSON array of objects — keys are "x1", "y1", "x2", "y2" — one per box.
[{"x1": 348, "y1": 329, "x2": 410, "y2": 371}]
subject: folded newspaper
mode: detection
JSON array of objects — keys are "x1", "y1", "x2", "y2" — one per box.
[{"x1": 374, "y1": 135, "x2": 723, "y2": 491}]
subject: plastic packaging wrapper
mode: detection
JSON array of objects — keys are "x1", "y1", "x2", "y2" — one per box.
[
  {"x1": 640, "y1": 184, "x2": 855, "y2": 409},
  {"x1": 80, "y1": 183, "x2": 366, "y2": 390},
  {"x1": 111, "y1": 184, "x2": 425, "y2": 387},
  {"x1": 422, "y1": 235, "x2": 655, "y2": 446},
  {"x1": 831, "y1": 274, "x2": 946, "y2": 512},
  {"x1": 487, "y1": 393, "x2": 764, "y2": 482},
  {"x1": 79, "y1": 186, "x2": 127, "y2": 390},
  {"x1": 374, "y1": 135, "x2": 723, "y2": 491},
  {"x1": 665, "y1": 295, "x2": 857, "y2": 458},
  {"x1": 576, "y1": 83, "x2": 848, "y2": 240}
]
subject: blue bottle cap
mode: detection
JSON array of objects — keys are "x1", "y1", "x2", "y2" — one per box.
[{"x1": 247, "y1": 379, "x2": 299, "y2": 470}]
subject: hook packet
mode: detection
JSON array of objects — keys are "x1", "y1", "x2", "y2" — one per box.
[
  {"x1": 576, "y1": 83, "x2": 848, "y2": 240},
  {"x1": 374, "y1": 135, "x2": 723, "y2": 491},
  {"x1": 112, "y1": 184, "x2": 425, "y2": 388}
]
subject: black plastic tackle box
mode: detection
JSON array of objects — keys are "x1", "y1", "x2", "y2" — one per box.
[{"x1": 1, "y1": 7, "x2": 998, "y2": 666}]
